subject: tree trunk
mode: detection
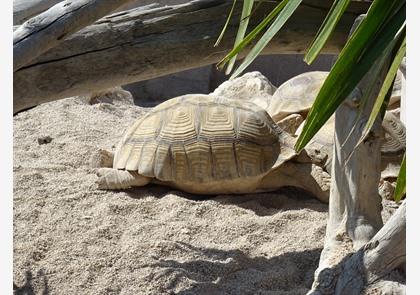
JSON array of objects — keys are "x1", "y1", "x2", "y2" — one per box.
[
  {"x1": 308, "y1": 15, "x2": 405, "y2": 294},
  {"x1": 14, "y1": 0, "x2": 134, "y2": 71},
  {"x1": 13, "y1": 0, "x2": 370, "y2": 113}
]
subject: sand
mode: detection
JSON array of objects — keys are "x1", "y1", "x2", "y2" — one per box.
[{"x1": 13, "y1": 95, "x2": 399, "y2": 294}]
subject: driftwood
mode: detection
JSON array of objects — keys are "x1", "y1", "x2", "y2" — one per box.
[
  {"x1": 12, "y1": 0, "x2": 143, "y2": 24},
  {"x1": 310, "y1": 202, "x2": 406, "y2": 294},
  {"x1": 13, "y1": 0, "x2": 133, "y2": 71},
  {"x1": 13, "y1": 0, "x2": 62, "y2": 25},
  {"x1": 308, "y1": 15, "x2": 405, "y2": 294},
  {"x1": 13, "y1": 0, "x2": 370, "y2": 113}
]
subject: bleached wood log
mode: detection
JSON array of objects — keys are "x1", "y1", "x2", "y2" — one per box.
[
  {"x1": 13, "y1": 0, "x2": 370, "y2": 113},
  {"x1": 14, "y1": 0, "x2": 62, "y2": 25},
  {"x1": 14, "y1": 0, "x2": 134, "y2": 71},
  {"x1": 360, "y1": 201, "x2": 405, "y2": 285},
  {"x1": 309, "y1": 202, "x2": 406, "y2": 295},
  {"x1": 12, "y1": 0, "x2": 150, "y2": 25}
]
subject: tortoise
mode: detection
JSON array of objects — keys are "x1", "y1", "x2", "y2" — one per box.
[
  {"x1": 223, "y1": 71, "x2": 405, "y2": 194},
  {"x1": 95, "y1": 94, "x2": 331, "y2": 202},
  {"x1": 271, "y1": 70, "x2": 402, "y2": 116},
  {"x1": 264, "y1": 71, "x2": 406, "y2": 196},
  {"x1": 270, "y1": 73, "x2": 405, "y2": 202},
  {"x1": 265, "y1": 71, "x2": 404, "y2": 135}
]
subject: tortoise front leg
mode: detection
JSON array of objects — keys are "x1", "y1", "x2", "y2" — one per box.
[
  {"x1": 96, "y1": 168, "x2": 151, "y2": 190},
  {"x1": 258, "y1": 161, "x2": 331, "y2": 203}
]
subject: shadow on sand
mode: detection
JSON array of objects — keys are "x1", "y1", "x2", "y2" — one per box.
[
  {"x1": 124, "y1": 184, "x2": 328, "y2": 217},
  {"x1": 147, "y1": 241, "x2": 322, "y2": 295},
  {"x1": 14, "y1": 269, "x2": 49, "y2": 295}
]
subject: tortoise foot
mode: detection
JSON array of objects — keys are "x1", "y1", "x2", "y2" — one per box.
[
  {"x1": 95, "y1": 168, "x2": 150, "y2": 190},
  {"x1": 95, "y1": 168, "x2": 116, "y2": 189}
]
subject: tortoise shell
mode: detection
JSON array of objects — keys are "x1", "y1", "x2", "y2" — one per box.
[
  {"x1": 267, "y1": 70, "x2": 402, "y2": 123},
  {"x1": 113, "y1": 94, "x2": 294, "y2": 183},
  {"x1": 267, "y1": 71, "x2": 329, "y2": 122}
]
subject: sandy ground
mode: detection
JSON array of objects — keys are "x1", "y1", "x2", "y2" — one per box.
[{"x1": 13, "y1": 95, "x2": 399, "y2": 295}]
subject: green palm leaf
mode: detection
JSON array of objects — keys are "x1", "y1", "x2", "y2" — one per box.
[
  {"x1": 304, "y1": 0, "x2": 351, "y2": 64},
  {"x1": 225, "y1": 0, "x2": 255, "y2": 74},
  {"x1": 394, "y1": 154, "x2": 406, "y2": 202},
  {"x1": 230, "y1": 0, "x2": 303, "y2": 79},
  {"x1": 356, "y1": 36, "x2": 406, "y2": 147},
  {"x1": 295, "y1": 0, "x2": 405, "y2": 152},
  {"x1": 214, "y1": 0, "x2": 237, "y2": 47},
  {"x1": 217, "y1": 0, "x2": 288, "y2": 70}
]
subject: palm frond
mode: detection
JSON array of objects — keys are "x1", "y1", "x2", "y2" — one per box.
[
  {"x1": 295, "y1": 0, "x2": 405, "y2": 151},
  {"x1": 304, "y1": 0, "x2": 351, "y2": 64},
  {"x1": 394, "y1": 154, "x2": 406, "y2": 202}
]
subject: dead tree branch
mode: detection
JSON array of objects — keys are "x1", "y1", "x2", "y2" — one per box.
[
  {"x1": 14, "y1": 0, "x2": 134, "y2": 71},
  {"x1": 13, "y1": 0, "x2": 369, "y2": 113}
]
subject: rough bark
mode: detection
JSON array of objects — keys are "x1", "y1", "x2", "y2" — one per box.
[
  {"x1": 308, "y1": 15, "x2": 405, "y2": 294},
  {"x1": 13, "y1": 0, "x2": 370, "y2": 113},
  {"x1": 14, "y1": 0, "x2": 134, "y2": 71}
]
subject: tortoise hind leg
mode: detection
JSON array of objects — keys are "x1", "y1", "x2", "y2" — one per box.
[
  {"x1": 258, "y1": 162, "x2": 331, "y2": 203},
  {"x1": 96, "y1": 168, "x2": 150, "y2": 190}
]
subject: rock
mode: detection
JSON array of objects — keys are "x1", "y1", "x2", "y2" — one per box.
[
  {"x1": 37, "y1": 136, "x2": 52, "y2": 145},
  {"x1": 210, "y1": 71, "x2": 276, "y2": 109},
  {"x1": 79, "y1": 87, "x2": 135, "y2": 106}
]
